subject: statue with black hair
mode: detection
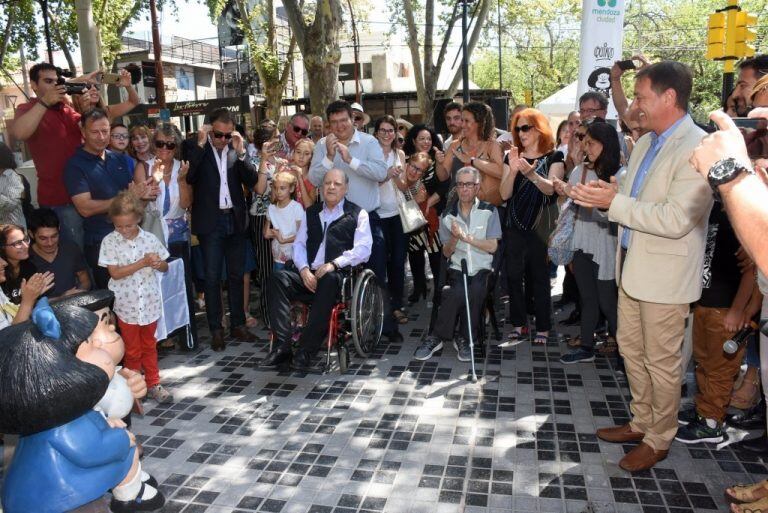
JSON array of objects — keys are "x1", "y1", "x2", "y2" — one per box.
[{"x1": 0, "y1": 298, "x2": 164, "y2": 512}]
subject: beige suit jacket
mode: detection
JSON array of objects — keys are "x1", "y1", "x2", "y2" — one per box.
[{"x1": 608, "y1": 115, "x2": 713, "y2": 305}]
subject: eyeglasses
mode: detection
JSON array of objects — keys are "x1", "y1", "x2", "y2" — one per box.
[
  {"x1": 579, "y1": 107, "x2": 603, "y2": 116},
  {"x1": 514, "y1": 125, "x2": 534, "y2": 133},
  {"x1": 5, "y1": 236, "x2": 30, "y2": 249},
  {"x1": 378, "y1": 128, "x2": 395, "y2": 135},
  {"x1": 154, "y1": 140, "x2": 177, "y2": 150},
  {"x1": 111, "y1": 133, "x2": 129, "y2": 140},
  {"x1": 212, "y1": 131, "x2": 232, "y2": 140},
  {"x1": 456, "y1": 181, "x2": 478, "y2": 189},
  {"x1": 408, "y1": 163, "x2": 427, "y2": 173},
  {"x1": 292, "y1": 125, "x2": 309, "y2": 136}
]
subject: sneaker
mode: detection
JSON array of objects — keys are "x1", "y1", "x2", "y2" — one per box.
[
  {"x1": 559, "y1": 347, "x2": 595, "y2": 364},
  {"x1": 414, "y1": 336, "x2": 443, "y2": 361},
  {"x1": 147, "y1": 384, "x2": 174, "y2": 404},
  {"x1": 454, "y1": 338, "x2": 472, "y2": 362},
  {"x1": 678, "y1": 405, "x2": 697, "y2": 426},
  {"x1": 674, "y1": 416, "x2": 724, "y2": 444}
]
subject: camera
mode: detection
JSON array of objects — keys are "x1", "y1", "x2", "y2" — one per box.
[{"x1": 55, "y1": 76, "x2": 88, "y2": 95}]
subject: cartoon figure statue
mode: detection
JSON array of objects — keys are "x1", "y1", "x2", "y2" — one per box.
[{"x1": 0, "y1": 298, "x2": 164, "y2": 513}]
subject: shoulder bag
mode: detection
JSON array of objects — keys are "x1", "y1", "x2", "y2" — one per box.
[
  {"x1": 547, "y1": 166, "x2": 588, "y2": 265},
  {"x1": 395, "y1": 181, "x2": 428, "y2": 234}
]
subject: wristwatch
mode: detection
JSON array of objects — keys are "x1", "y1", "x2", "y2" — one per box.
[{"x1": 707, "y1": 157, "x2": 754, "y2": 199}]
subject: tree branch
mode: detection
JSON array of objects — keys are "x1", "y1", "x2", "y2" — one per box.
[
  {"x1": 0, "y1": 7, "x2": 15, "y2": 68},
  {"x1": 434, "y1": 1, "x2": 458, "y2": 77},
  {"x1": 281, "y1": 0, "x2": 309, "y2": 51},
  {"x1": 402, "y1": 0, "x2": 424, "y2": 94},
  {"x1": 445, "y1": 0, "x2": 491, "y2": 97}
]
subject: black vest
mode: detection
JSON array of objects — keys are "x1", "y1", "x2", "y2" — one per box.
[{"x1": 306, "y1": 200, "x2": 362, "y2": 266}]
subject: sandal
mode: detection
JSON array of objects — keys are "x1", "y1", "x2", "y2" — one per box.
[
  {"x1": 731, "y1": 496, "x2": 768, "y2": 513},
  {"x1": 597, "y1": 336, "x2": 617, "y2": 354},
  {"x1": 731, "y1": 366, "x2": 761, "y2": 410},
  {"x1": 727, "y1": 480, "x2": 768, "y2": 504},
  {"x1": 393, "y1": 310, "x2": 409, "y2": 324},
  {"x1": 567, "y1": 335, "x2": 582, "y2": 348},
  {"x1": 534, "y1": 332, "x2": 548, "y2": 345},
  {"x1": 507, "y1": 326, "x2": 524, "y2": 341}
]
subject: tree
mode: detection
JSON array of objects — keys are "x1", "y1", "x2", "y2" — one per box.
[
  {"x1": 391, "y1": 0, "x2": 492, "y2": 124},
  {"x1": 207, "y1": 0, "x2": 298, "y2": 121},
  {"x1": 0, "y1": 0, "x2": 39, "y2": 74},
  {"x1": 281, "y1": 0, "x2": 344, "y2": 114}
]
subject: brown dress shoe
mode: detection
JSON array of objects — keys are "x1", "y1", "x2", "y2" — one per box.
[
  {"x1": 231, "y1": 325, "x2": 256, "y2": 343},
  {"x1": 597, "y1": 423, "x2": 645, "y2": 443},
  {"x1": 619, "y1": 442, "x2": 668, "y2": 472},
  {"x1": 211, "y1": 329, "x2": 226, "y2": 351}
]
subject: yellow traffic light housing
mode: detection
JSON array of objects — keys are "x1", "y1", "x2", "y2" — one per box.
[
  {"x1": 707, "y1": 12, "x2": 727, "y2": 59},
  {"x1": 735, "y1": 11, "x2": 758, "y2": 58}
]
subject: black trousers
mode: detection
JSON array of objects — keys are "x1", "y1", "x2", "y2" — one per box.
[
  {"x1": 168, "y1": 240, "x2": 199, "y2": 348},
  {"x1": 84, "y1": 242, "x2": 109, "y2": 290},
  {"x1": 268, "y1": 267, "x2": 343, "y2": 355},
  {"x1": 572, "y1": 250, "x2": 618, "y2": 350},
  {"x1": 432, "y1": 268, "x2": 490, "y2": 343},
  {"x1": 504, "y1": 225, "x2": 552, "y2": 331}
]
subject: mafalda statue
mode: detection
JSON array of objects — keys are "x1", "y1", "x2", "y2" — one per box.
[{"x1": 0, "y1": 296, "x2": 164, "y2": 512}]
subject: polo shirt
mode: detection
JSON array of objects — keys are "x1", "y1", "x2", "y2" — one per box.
[
  {"x1": 64, "y1": 147, "x2": 133, "y2": 245},
  {"x1": 13, "y1": 99, "x2": 82, "y2": 206}
]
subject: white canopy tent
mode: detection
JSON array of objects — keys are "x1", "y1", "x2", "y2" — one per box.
[{"x1": 536, "y1": 81, "x2": 578, "y2": 127}]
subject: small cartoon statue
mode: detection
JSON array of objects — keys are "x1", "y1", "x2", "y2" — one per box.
[
  {"x1": 0, "y1": 298, "x2": 164, "y2": 513},
  {"x1": 587, "y1": 67, "x2": 613, "y2": 99}
]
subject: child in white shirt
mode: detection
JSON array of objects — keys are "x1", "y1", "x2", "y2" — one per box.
[
  {"x1": 99, "y1": 191, "x2": 171, "y2": 404},
  {"x1": 264, "y1": 171, "x2": 305, "y2": 271}
]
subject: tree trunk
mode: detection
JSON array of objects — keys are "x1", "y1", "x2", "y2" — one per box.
[
  {"x1": 282, "y1": 0, "x2": 343, "y2": 114},
  {"x1": 0, "y1": 8, "x2": 15, "y2": 68},
  {"x1": 445, "y1": 0, "x2": 492, "y2": 98},
  {"x1": 264, "y1": 82, "x2": 283, "y2": 121}
]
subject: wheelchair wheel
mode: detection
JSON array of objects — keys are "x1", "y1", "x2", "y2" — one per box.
[{"x1": 350, "y1": 269, "x2": 384, "y2": 357}]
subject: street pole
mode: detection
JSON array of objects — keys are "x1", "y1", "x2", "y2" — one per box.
[
  {"x1": 149, "y1": 0, "x2": 166, "y2": 107},
  {"x1": 39, "y1": 0, "x2": 54, "y2": 64},
  {"x1": 74, "y1": 0, "x2": 100, "y2": 73},
  {"x1": 461, "y1": 0, "x2": 470, "y2": 102},
  {"x1": 496, "y1": 0, "x2": 502, "y2": 91}
]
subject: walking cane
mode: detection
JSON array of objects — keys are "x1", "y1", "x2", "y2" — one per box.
[{"x1": 461, "y1": 258, "x2": 478, "y2": 383}]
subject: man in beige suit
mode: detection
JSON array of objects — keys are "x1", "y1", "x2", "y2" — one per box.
[{"x1": 571, "y1": 61, "x2": 714, "y2": 472}]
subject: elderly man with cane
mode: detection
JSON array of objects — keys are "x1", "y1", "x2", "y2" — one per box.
[{"x1": 413, "y1": 167, "x2": 501, "y2": 365}]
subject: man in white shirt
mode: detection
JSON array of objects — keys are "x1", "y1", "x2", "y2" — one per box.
[{"x1": 262, "y1": 169, "x2": 372, "y2": 371}]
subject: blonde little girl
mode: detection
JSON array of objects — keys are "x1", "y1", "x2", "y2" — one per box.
[
  {"x1": 99, "y1": 191, "x2": 171, "y2": 404},
  {"x1": 264, "y1": 171, "x2": 305, "y2": 271}
]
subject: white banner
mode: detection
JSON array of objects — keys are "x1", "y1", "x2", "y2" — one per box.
[{"x1": 576, "y1": 0, "x2": 627, "y2": 119}]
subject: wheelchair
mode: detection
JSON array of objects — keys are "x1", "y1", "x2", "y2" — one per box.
[{"x1": 274, "y1": 266, "x2": 385, "y2": 372}]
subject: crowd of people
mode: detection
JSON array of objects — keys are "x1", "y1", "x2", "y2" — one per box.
[{"x1": 5, "y1": 54, "x2": 768, "y2": 511}]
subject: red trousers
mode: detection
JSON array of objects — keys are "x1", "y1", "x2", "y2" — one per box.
[{"x1": 118, "y1": 318, "x2": 160, "y2": 388}]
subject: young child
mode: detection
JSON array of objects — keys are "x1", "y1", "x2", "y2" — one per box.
[
  {"x1": 290, "y1": 139, "x2": 317, "y2": 208},
  {"x1": 264, "y1": 171, "x2": 305, "y2": 271},
  {"x1": 99, "y1": 191, "x2": 172, "y2": 404}
]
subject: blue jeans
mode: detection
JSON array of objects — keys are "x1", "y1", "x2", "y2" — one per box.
[
  {"x1": 197, "y1": 212, "x2": 247, "y2": 333},
  {"x1": 379, "y1": 214, "x2": 408, "y2": 311},
  {"x1": 43, "y1": 204, "x2": 84, "y2": 251},
  {"x1": 367, "y1": 211, "x2": 396, "y2": 335}
]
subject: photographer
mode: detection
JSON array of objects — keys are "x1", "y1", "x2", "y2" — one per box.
[
  {"x1": 10, "y1": 63, "x2": 98, "y2": 250},
  {"x1": 72, "y1": 69, "x2": 140, "y2": 122}
]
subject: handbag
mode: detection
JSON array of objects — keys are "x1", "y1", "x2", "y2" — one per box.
[
  {"x1": 396, "y1": 182, "x2": 428, "y2": 234},
  {"x1": 141, "y1": 204, "x2": 167, "y2": 247},
  {"x1": 547, "y1": 166, "x2": 588, "y2": 265}
]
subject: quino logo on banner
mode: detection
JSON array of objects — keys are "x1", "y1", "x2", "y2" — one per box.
[{"x1": 593, "y1": 0, "x2": 620, "y2": 22}]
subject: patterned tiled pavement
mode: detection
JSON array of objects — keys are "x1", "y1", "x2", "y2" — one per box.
[{"x1": 3, "y1": 283, "x2": 768, "y2": 513}]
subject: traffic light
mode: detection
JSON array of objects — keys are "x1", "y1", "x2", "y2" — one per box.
[
  {"x1": 707, "y1": 12, "x2": 727, "y2": 60},
  {"x1": 735, "y1": 10, "x2": 758, "y2": 58},
  {"x1": 141, "y1": 61, "x2": 157, "y2": 88}
]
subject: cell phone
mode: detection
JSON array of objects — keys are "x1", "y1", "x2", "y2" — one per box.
[
  {"x1": 100, "y1": 72, "x2": 121, "y2": 85},
  {"x1": 617, "y1": 59, "x2": 636, "y2": 71}
]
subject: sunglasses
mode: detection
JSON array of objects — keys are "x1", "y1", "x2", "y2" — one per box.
[
  {"x1": 353, "y1": 115, "x2": 365, "y2": 122},
  {"x1": 212, "y1": 131, "x2": 232, "y2": 140},
  {"x1": 5, "y1": 236, "x2": 30, "y2": 249},
  {"x1": 154, "y1": 140, "x2": 177, "y2": 150},
  {"x1": 292, "y1": 125, "x2": 309, "y2": 136},
  {"x1": 514, "y1": 125, "x2": 534, "y2": 133}
]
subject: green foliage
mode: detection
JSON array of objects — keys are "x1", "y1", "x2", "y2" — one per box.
[
  {"x1": 0, "y1": 0, "x2": 40, "y2": 73},
  {"x1": 472, "y1": 0, "x2": 768, "y2": 122}
]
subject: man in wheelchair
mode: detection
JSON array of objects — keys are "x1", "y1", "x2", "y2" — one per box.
[
  {"x1": 414, "y1": 167, "x2": 502, "y2": 362},
  {"x1": 261, "y1": 168, "x2": 373, "y2": 371}
]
